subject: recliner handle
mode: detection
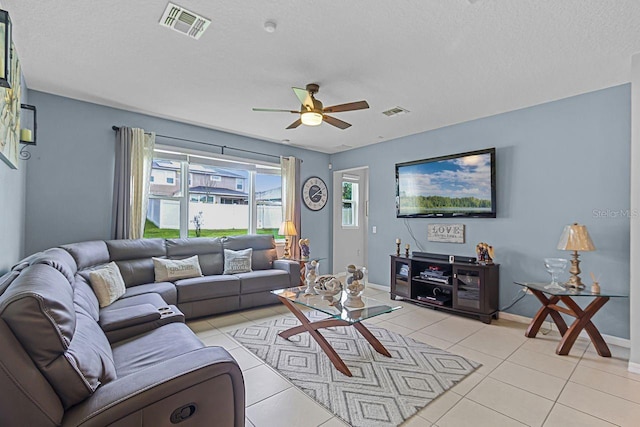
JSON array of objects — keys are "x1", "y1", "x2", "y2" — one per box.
[{"x1": 170, "y1": 403, "x2": 197, "y2": 424}]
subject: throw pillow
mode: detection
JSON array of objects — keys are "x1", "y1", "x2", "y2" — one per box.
[
  {"x1": 153, "y1": 255, "x2": 203, "y2": 282},
  {"x1": 89, "y1": 262, "x2": 126, "y2": 308},
  {"x1": 223, "y1": 248, "x2": 253, "y2": 274}
]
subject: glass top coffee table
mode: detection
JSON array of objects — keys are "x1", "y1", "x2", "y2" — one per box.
[
  {"x1": 513, "y1": 281, "x2": 628, "y2": 357},
  {"x1": 271, "y1": 287, "x2": 401, "y2": 377}
]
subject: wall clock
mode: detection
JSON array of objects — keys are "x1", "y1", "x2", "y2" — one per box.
[{"x1": 302, "y1": 176, "x2": 328, "y2": 211}]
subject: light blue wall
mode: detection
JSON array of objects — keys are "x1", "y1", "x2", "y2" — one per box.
[
  {"x1": 24, "y1": 91, "x2": 332, "y2": 268},
  {"x1": 330, "y1": 84, "x2": 631, "y2": 339},
  {"x1": 0, "y1": 73, "x2": 29, "y2": 274}
]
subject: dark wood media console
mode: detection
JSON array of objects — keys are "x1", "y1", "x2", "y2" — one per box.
[{"x1": 390, "y1": 254, "x2": 499, "y2": 323}]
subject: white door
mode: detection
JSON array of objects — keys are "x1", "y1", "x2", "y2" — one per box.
[{"x1": 332, "y1": 167, "x2": 368, "y2": 275}]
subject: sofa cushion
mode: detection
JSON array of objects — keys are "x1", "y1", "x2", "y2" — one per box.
[
  {"x1": 30, "y1": 248, "x2": 78, "y2": 284},
  {"x1": 223, "y1": 248, "x2": 252, "y2": 274},
  {"x1": 166, "y1": 237, "x2": 224, "y2": 276},
  {"x1": 105, "y1": 292, "x2": 168, "y2": 311},
  {"x1": 121, "y1": 282, "x2": 178, "y2": 305},
  {"x1": 62, "y1": 241, "x2": 110, "y2": 270},
  {"x1": 73, "y1": 275, "x2": 100, "y2": 321},
  {"x1": 236, "y1": 269, "x2": 291, "y2": 293},
  {"x1": 111, "y1": 322, "x2": 203, "y2": 377},
  {"x1": 175, "y1": 275, "x2": 240, "y2": 303},
  {"x1": 223, "y1": 235, "x2": 277, "y2": 270},
  {"x1": 89, "y1": 262, "x2": 127, "y2": 308},
  {"x1": 58, "y1": 312, "x2": 117, "y2": 407},
  {"x1": 106, "y1": 238, "x2": 166, "y2": 260},
  {"x1": 107, "y1": 239, "x2": 166, "y2": 287},
  {"x1": 153, "y1": 255, "x2": 203, "y2": 281},
  {"x1": 0, "y1": 264, "x2": 117, "y2": 409},
  {"x1": 114, "y1": 258, "x2": 156, "y2": 287}
]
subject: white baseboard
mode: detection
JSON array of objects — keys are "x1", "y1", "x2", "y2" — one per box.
[
  {"x1": 363, "y1": 285, "x2": 631, "y2": 349},
  {"x1": 367, "y1": 283, "x2": 388, "y2": 292},
  {"x1": 628, "y1": 361, "x2": 640, "y2": 374},
  {"x1": 498, "y1": 311, "x2": 630, "y2": 349}
]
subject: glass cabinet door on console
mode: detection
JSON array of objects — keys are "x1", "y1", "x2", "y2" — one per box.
[
  {"x1": 390, "y1": 258, "x2": 410, "y2": 298},
  {"x1": 453, "y1": 268, "x2": 483, "y2": 312}
]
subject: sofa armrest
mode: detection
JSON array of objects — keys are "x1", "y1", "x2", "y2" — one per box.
[
  {"x1": 273, "y1": 259, "x2": 300, "y2": 287},
  {"x1": 62, "y1": 347, "x2": 245, "y2": 427},
  {"x1": 99, "y1": 304, "x2": 161, "y2": 332}
]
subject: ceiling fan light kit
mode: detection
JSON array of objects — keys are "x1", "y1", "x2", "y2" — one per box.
[
  {"x1": 301, "y1": 111, "x2": 323, "y2": 126},
  {"x1": 253, "y1": 83, "x2": 369, "y2": 130}
]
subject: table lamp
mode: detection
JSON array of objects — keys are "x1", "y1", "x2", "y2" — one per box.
[
  {"x1": 557, "y1": 223, "x2": 595, "y2": 289},
  {"x1": 279, "y1": 220, "x2": 298, "y2": 259}
]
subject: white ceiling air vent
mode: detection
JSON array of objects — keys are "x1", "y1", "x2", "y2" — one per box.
[
  {"x1": 382, "y1": 106, "x2": 410, "y2": 117},
  {"x1": 160, "y1": 3, "x2": 211, "y2": 40}
]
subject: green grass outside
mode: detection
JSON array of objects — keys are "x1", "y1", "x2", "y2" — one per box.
[{"x1": 143, "y1": 219, "x2": 282, "y2": 239}]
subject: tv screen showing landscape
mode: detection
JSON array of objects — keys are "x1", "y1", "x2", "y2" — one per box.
[{"x1": 396, "y1": 148, "x2": 496, "y2": 218}]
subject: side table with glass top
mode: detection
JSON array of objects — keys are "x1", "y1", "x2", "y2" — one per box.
[
  {"x1": 271, "y1": 287, "x2": 401, "y2": 377},
  {"x1": 513, "y1": 281, "x2": 627, "y2": 357}
]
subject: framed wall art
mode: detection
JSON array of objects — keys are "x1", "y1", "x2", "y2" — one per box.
[{"x1": 0, "y1": 42, "x2": 20, "y2": 169}]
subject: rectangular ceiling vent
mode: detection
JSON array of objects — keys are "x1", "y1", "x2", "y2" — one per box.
[
  {"x1": 160, "y1": 3, "x2": 211, "y2": 40},
  {"x1": 382, "y1": 106, "x2": 410, "y2": 117}
]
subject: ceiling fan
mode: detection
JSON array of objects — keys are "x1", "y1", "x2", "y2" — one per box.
[{"x1": 253, "y1": 83, "x2": 369, "y2": 130}]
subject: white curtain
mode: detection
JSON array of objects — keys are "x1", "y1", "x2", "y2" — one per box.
[
  {"x1": 130, "y1": 129, "x2": 155, "y2": 239},
  {"x1": 112, "y1": 127, "x2": 155, "y2": 239},
  {"x1": 281, "y1": 156, "x2": 302, "y2": 258}
]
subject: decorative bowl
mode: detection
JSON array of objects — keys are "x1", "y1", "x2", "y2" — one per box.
[{"x1": 314, "y1": 275, "x2": 342, "y2": 298}]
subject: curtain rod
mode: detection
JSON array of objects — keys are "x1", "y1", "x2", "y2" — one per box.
[{"x1": 111, "y1": 125, "x2": 284, "y2": 161}]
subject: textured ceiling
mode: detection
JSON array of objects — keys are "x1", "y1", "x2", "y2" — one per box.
[{"x1": 4, "y1": 0, "x2": 640, "y2": 153}]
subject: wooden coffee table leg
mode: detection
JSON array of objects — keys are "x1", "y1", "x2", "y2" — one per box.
[
  {"x1": 279, "y1": 318, "x2": 349, "y2": 339},
  {"x1": 526, "y1": 290, "x2": 568, "y2": 337},
  {"x1": 353, "y1": 322, "x2": 392, "y2": 357},
  {"x1": 276, "y1": 296, "x2": 353, "y2": 376},
  {"x1": 557, "y1": 296, "x2": 611, "y2": 357}
]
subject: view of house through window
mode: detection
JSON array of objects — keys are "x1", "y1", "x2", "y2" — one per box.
[
  {"x1": 144, "y1": 150, "x2": 283, "y2": 240},
  {"x1": 342, "y1": 181, "x2": 359, "y2": 227}
]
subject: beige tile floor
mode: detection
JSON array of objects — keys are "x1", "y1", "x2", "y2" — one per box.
[{"x1": 187, "y1": 286, "x2": 638, "y2": 427}]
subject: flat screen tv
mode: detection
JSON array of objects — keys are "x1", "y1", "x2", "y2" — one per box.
[{"x1": 396, "y1": 148, "x2": 496, "y2": 218}]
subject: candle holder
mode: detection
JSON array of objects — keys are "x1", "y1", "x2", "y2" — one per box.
[
  {"x1": 395, "y1": 242, "x2": 400, "y2": 256},
  {"x1": 405, "y1": 245, "x2": 410, "y2": 257}
]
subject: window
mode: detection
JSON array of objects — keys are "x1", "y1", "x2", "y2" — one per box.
[
  {"x1": 144, "y1": 148, "x2": 282, "y2": 240},
  {"x1": 256, "y1": 172, "x2": 283, "y2": 237},
  {"x1": 166, "y1": 177, "x2": 174, "y2": 184},
  {"x1": 342, "y1": 181, "x2": 359, "y2": 227}
]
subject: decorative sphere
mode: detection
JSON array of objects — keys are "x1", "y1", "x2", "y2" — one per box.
[
  {"x1": 347, "y1": 264, "x2": 357, "y2": 273},
  {"x1": 353, "y1": 270, "x2": 364, "y2": 280},
  {"x1": 347, "y1": 276, "x2": 354, "y2": 284}
]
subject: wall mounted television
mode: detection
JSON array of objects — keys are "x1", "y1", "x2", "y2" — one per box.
[{"x1": 396, "y1": 148, "x2": 496, "y2": 218}]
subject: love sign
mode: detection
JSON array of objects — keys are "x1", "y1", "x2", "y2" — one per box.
[{"x1": 427, "y1": 224, "x2": 465, "y2": 243}]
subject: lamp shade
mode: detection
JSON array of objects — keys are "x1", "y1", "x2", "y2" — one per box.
[
  {"x1": 279, "y1": 220, "x2": 298, "y2": 236},
  {"x1": 557, "y1": 223, "x2": 595, "y2": 251}
]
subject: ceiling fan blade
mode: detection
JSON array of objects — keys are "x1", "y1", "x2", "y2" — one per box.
[
  {"x1": 286, "y1": 118, "x2": 302, "y2": 129},
  {"x1": 323, "y1": 100, "x2": 370, "y2": 114},
  {"x1": 292, "y1": 87, "x2": 314, "y2": 110},
  {"x1": 323, "y1": 115, "x2": 352, "y2": 130},
  {"x1": 253, "y1": 108, "x2": 299, "y2": 113}
]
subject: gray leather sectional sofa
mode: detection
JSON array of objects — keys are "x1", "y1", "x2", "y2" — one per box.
[{"x1": 0, "y1": 234, "x2": 300, "y2": 426}]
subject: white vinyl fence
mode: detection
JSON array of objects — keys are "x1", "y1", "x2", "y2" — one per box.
[{"x1": 148, "y1": 199, "x2": 281, "y2": 230}]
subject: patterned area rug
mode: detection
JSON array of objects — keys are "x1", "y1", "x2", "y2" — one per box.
[{"x1": 231, "y1": 311, "x2": 480, "y2": 427}]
